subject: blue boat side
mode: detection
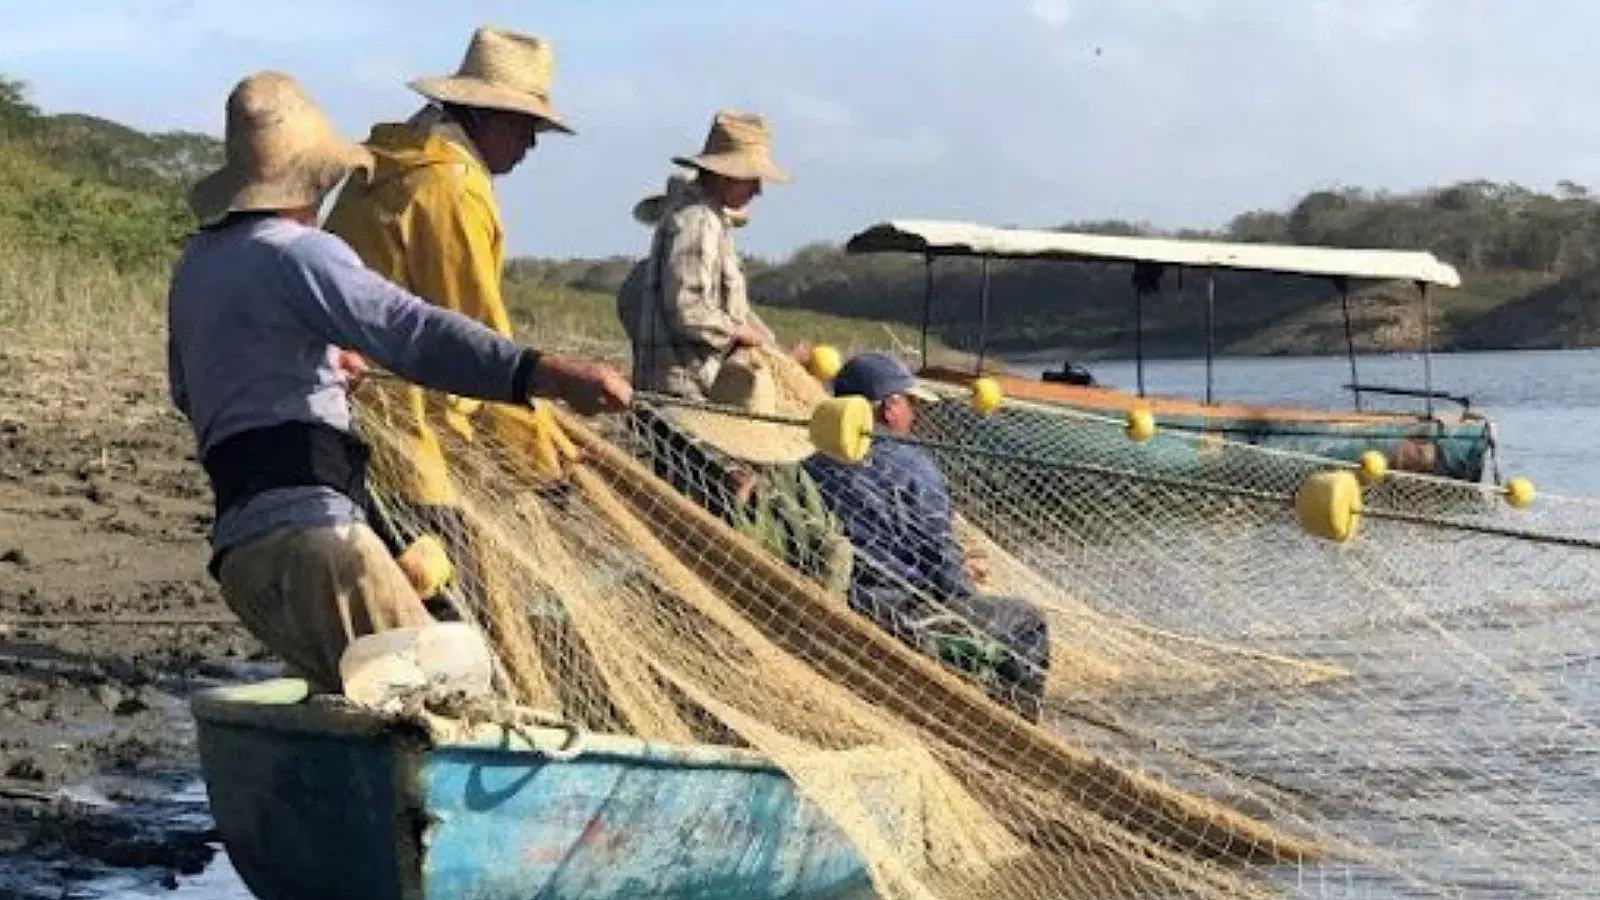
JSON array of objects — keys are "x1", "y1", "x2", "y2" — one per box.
[
  {"x1": 190, "y1": 679, "x2": 873, "y2": 900},
  {"x1": 421, "y1": 736, "x2": 869, "y2": 899}
]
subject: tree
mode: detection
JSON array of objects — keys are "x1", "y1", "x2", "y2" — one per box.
[{"x1": 0, "y1": 77, "x2": 39, "y2": 135}]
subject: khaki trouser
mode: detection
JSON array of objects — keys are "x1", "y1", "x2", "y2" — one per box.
[{"x1": 217, "y1": 523, "x2": 434, "y2": 693}]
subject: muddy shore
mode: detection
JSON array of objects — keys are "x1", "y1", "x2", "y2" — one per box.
[{"x1": 0, "y1": 346, "x2": 269, "y2": 898}]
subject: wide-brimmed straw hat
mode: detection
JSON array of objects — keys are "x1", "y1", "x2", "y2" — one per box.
[
  {"x1": 672, "y1": 111, "x2": 791, "y2": 184},
  {"x1": 674, "y1": 353, "x2": 814, "y2": 465},
  {"x1": 631, "y1": 168, "x2": 698, "y2": 226},
  {"x1": 409, "y1": 27, "x2": 573, "y2": 135},
  {"x1": 189, "y1": 71, "x2": 373, "y2": 226}
]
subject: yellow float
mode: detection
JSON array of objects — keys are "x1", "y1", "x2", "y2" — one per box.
[
  {"x1": 810, "y1": 396, "x2": 874, "y2": 464},
  {"x1": 1125, "y1": 407, "x2": 1156, "y2": 443},
  {"x1": 807, "y1": 344, "x2": 843, "y2": 381},
  {"x1": 1295, "y1": 470, "x2": 1364, "y2": 543}
]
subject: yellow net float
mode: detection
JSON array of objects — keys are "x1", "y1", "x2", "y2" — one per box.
[
  {"x1": 397, "y1": 534, "x2": 455, "y2": 597},
  {"x1": 1295, "y1": 469, "x2": 1364, "y2": 543},
  {"x1": 971, "y1": 377, "x2": 1003, "y2": 416},
  {"x1": 810, "y1": 396, "x2": 874, "y2": 464},
  {"x1": 1125, "y1": 406, "x2": 1156, "y2": 443},
  {"x1": 1357, "y1": 450, "x2": 1389, "y2": 485},
  {"x1": 1504, "y1": 476, "x2": 1536, "y2": 510},
  {"x1": 807, "y1": 344, "x2": 843, "y2": 381}
]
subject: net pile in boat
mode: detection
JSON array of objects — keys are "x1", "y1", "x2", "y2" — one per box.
[{"x1": 351, "y1": 350, "x2": 1599, "y2": 899}]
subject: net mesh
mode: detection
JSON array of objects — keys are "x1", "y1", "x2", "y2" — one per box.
[{"x1": 350, "y1": 348, "x2": 1599, "y2": 899}]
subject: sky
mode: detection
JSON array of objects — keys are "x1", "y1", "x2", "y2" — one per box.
[{"x1": 3, "y1": 0, "x2": 1598, "y2": 260}]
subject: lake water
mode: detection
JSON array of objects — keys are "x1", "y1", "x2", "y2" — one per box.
[
  {"x1": 1009, "y1": 348, "x2": 1600, "y2": 497},
  {"x1": 1005, "y1": 347, "x2": 1600, "y2": 898},
  {"x1": 97, "y1": 349, "x2": 1600, "y2": 899}
]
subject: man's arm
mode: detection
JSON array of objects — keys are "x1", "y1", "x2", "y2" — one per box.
[
  {"x1": 902, "y1": 454, "x2": 976, "y2": 599},
  {"x1": 166, "y1": 328, "x2": 190, "y2": 419},
  {"x1": 282, "y1": 231, "x2": 628, "y2": 415},
  {"x1": 660, "y1": 211, "x2": 764, "y2": 350}
]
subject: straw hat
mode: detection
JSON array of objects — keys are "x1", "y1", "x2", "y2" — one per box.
[
  {"x1": 189, "y1": 71, "x2": 373, "y2": 226},
  {"x1": 631, "y1": 168, "x2": 699, "y2": 226},
  {"x1": 674, "y1": 354, "x2": 814, "y2": 464},
  {"x1": 408, "y1": 27, "x2": 573, "y2": 134},
  {"x1": 672, "y1": 111, "x2": 791, "y2": 183}
]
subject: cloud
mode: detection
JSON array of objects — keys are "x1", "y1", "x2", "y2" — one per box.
[
  {"x1": 0, "y1": 13, "x2": 145, "y2": 59},
  {"x1": 1029, "y1": 0, "x2": 1072, "y2": 30},
  {"x1": 780, "y1": 91, "x2": 947, "y2": 171},
  {"x1": 1311, "y1": 0, "x2": 1428, "y2": 44},
  {"x1": 6, "y1": 0, "x2": 1600, "y2": 258}
]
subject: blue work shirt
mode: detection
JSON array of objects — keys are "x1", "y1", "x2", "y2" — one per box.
[
  {"x1": 166, "y1": 216, "x2": 534, "y2": 554},
  {"x1": 803, "y1": 441, "x2": 973, "y2": 605}
]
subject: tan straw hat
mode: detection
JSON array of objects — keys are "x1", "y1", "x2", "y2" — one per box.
[
  {"x1": 674, "y1": 353, "x2": 814, "y2": 464},
  {"x1": 409, "y1": 27, "x2": 573, "y2": 135},
  {"x1": 189, "y1": 71, "x2": 373, "y2": 226},
  {"x1": 672, "y1": 111, "x2": 791, "y2": 184},
  {"x1": 631, "y1": 168, "x2": 698, "y2": 226}
]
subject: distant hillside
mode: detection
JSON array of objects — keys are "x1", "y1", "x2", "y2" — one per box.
[
  {"x1": 0, "y1": 76, "x2": 218, "y2": 270},
  {"x1": 1454, "y1": 268, "x2": 1600, "y2": 350},
  {"x1": 512, "y1": 183, "x2": 1600, "y2": 359},
  {"x1": 8, "y1": 73, "x2": 1600, "y2": 358},
  {"x1": 0, "y1": 77, "x2": 935, "y2": 357}
]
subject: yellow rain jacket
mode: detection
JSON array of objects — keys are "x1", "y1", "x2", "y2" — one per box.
[{"x1": 325, "y1": 111, "x2": 573, "y2": 506}]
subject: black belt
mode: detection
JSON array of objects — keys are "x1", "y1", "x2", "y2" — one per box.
[{"x1": 201, "y1": 422, "x2": 376, "y2": 576}]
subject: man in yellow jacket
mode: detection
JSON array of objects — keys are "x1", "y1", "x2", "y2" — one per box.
[{"x1": 324, "y1": 26, "x2": 584, "y2": 612}]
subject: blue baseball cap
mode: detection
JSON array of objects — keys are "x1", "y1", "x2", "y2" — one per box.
[{"x1": 831, "y1": 352, "x2": 940, "y2": 403}]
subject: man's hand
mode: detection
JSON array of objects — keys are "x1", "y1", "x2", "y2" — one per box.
[
  {"x1": 729, "y1": 463, "x2": 758, "y2": 505},
  {"x1": 331, "y1": 348, "x2": 369, "y2": 389},
  {"x1": 964, "y1": 546, "x2": 991, "y2": 588},
  {"x1": 733, "y1": 322, "x2": 770, "y2": 349},
  {"x1": 532, "y1": 355, "x2": 633, "y2": 415}
]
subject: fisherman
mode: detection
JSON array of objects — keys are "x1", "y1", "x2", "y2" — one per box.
[
  {"x1": 620, "y1": 110, "x2": 791, "y2": 400},
  {"x1": 166, "y1": 71, "x2": 630, "y2": 693},
  {"x1": 802, "y1": 353, "x2": 1051, "y2": 722},
  {"x1": 322, "y1": 27, "x2": 579, "y2": 612},
  {"x1": 669, "y1": 352, "x2": 853, "y2": 597},
  {"x1": 617, "y1": 112, "x2": 799, "y2": 494}
]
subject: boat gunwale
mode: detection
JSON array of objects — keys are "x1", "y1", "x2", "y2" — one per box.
[
  {"x1": 918, "y1": 367, "x2": 1489, "y2": 429},
  {"x1": 190, "y1": 679, "x2": 786, "y2": 774}
]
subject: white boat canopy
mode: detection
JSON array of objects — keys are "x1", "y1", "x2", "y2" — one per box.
[{"x1": 845, "y1": 220, "x2": 1462, "y2": 288}]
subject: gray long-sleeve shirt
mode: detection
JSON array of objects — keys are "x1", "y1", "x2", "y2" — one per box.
[{"x1": 166, "y1": 215, "x2": 535, "y2": 554}]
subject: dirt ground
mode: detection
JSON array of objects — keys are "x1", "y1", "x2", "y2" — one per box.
[{"x1": 0, "y1": 345, "x2": 273, "y2": 898}]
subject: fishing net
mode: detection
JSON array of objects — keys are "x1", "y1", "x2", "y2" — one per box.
[{"x1": 350, "y1": 348, "x2": 1598, "y2": 899}]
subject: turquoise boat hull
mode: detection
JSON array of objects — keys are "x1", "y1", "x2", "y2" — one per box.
[
  {"x1": 190, "y1": 680, "x2": 873, "y2": 900},
  {"x1": 916, "y1": 369, "x2": 1494, "y2": 488}
]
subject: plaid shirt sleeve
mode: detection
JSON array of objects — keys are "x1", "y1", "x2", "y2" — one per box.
[{"x1": 661, "y1": 207, "x2": 742, "y2": 350}]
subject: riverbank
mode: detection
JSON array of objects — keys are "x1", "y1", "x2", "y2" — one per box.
[{"x1": 0, "y1": 344, "x2": 269, "y2": 898}]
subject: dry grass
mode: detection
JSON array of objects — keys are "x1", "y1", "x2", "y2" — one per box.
[
  {"x1": 0, "y1": 240, "x2": 940, "y2": 370},
  {"x1": 0, "y1": 245, "x2": 167, "y2": 355}
]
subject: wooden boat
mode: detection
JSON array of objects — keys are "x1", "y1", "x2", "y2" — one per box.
[
  {"x1": 190, "y1": 679, "x2": 874, "y2": 900},
  {"x1": 845, "y1": 221, "x2": 1497, "y2": 484},
  {"x1": 919, "y1": 366, "x2": 1492, "y2": 484}
]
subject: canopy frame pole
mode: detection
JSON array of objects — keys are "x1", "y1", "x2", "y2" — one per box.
[
  {"x1": 1419, "y1": 281, "x2": 1435, "y2": 419},
  {"x1": 1136, "y1": 287, "x2": 1145, "y2": 397},
  {"x1": 920, "y1": 254, "x2": 933, "y2": 371},
  {"x1": 1131, "y1": 263, "x2": 1162, "y2": 399},
  {"x1": 1204, "y1": 268, "x2": 1216, "y2": 406},
  {"x1": 1337, "y1": 276, "x2": 1361, "y2": 412},
  {"x1": 976, "y1": 256, "x2": 992, "y2": 374}
]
